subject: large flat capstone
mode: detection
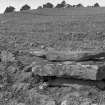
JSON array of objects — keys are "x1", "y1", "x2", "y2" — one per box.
[
  {"x1": 24, "y1": 48, "x2": 105, "y2": 80},
  {"x1": 30, "y1": 61, "x2": 105, "y2": 80}
]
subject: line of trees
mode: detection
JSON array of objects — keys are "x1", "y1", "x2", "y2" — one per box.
[
  {"x1": 4, "y1": 1, "x2": 100, "y2": 14},
  {"x1": 37, "y1": 1, "x2": 100, "y2": 9}
]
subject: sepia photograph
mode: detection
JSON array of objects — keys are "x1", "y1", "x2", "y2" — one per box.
[{"x1": 0, "y1": 0, "x2": 105, "y2": 105}]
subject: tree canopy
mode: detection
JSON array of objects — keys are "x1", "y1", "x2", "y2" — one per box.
[
  {"x1": 4, "y1": 6, "x2": 15, "y2": 13},
  {"x1": 94, "y1": 3, "x2": 100, "y2": 7},
  {"x1": 43, "y1": 2, "x2": 54, "y2": 8},
  {"x1": 55, "y1": 0, "x2": 66, "y2": 8},
  {"x1": 20, "y1": 4, "x2": 31, "y2": 11}
]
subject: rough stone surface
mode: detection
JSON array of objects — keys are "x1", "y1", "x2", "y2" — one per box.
[
  {"x1": 29, "y1": 48, "x2": 103, "y2": 61},
  {"x1": 25, "y1": 48, "x2": 105, "y2": 80},
  {"x1": 31, "y1": 61, "x2": 104, "y2": 80}
]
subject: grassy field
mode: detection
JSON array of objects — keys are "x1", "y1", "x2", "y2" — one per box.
[{"x1": 0, "y1": 8, "x2": 105, "y2": 51}]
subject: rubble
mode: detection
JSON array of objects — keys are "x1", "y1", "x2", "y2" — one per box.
[{"x1": 1, "y1": 50, "x2": 16, "y2": 63}]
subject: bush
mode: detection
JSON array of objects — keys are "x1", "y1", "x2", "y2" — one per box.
[
  {"x1": 4, "y1": 6, "x2": 15, "y2": 13},
  {"x1": 43, "y1": 2, "x2": 54, "y2": 8},
  {"x1": 66, "y1": 4, "x2": 72, "y2": 8},
  {"x1": 20, "y1": 4, "x2": 31, "y2": 11},
  {"x1": 55, "y1": 4, "x2": 62, "y2": 8},
  {"x1": 55, "y1": 0, "x2": 66, "y2": 8},
  {"x1": 76, "y1": 3, "x2": 84, "y2": 7},
  {"x1": 94, "y1": 3, "x2": 100, "y2": 7},
  {"x1": 37, "y1": 6, "x2": 43, "y2": 9}
]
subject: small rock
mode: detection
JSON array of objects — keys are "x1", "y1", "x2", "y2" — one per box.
[
  {"x1": 80, "y1": 98, "x2": 92, "y2": 105},
  {"x1": 46, "y1": 100, "x2": 56, "y2": 105},
  {"x1": 61, "y1": 100, "x2": 67, "y2": 105},
  {"x1": 38, "y1": 82, "x2": 48, "y2": 90},
  {"x1": 7, "y1": 66, "x2": 17, "y2": 73},
  {"x1": 40, "y1": 45, "x2": 46, "y2": 49},
  {"x1": 17, "y1": 103, "x2": 25, "y2": 105}
]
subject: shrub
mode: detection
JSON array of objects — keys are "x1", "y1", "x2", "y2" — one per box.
[
  {"x1": 43, "y1": 2, "x2": 54, "y2": 8},
  {"x1": 66, "y1": 4, "x2": 72, "y2": 8},
  {"x1": 55, "y1": 4, "x2": 62, "y2": 8},
  {"x1": 20, "y1": 4, "x2": 31, "y2": 11},
  {"x1": 61, "y1": 0, "x2": 66, "y2": 7},
  {"x1": 94, "y1": 3, "x2": 100, "y2": 7},
  {"x1": 76, "y1": 3, "x2": 84, "y2": 7},
  {"x1": 4, "y1": 6, "x2": 15, "y2": 13},
  {"x1": 37, "y1": 6, "x2": 43, "y2": 9},
  {"x1": 55, "y1": 0, "x2": 66, "y2": 8}
]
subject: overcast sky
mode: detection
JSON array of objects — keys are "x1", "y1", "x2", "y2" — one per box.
[{"x1": 0, "y1": 0, "x2": 105, "y2": 13}]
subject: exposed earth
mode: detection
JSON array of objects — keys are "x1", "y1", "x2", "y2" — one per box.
[{"x1": 1, "y1": 8, "x2": 105, "y2": 105}]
